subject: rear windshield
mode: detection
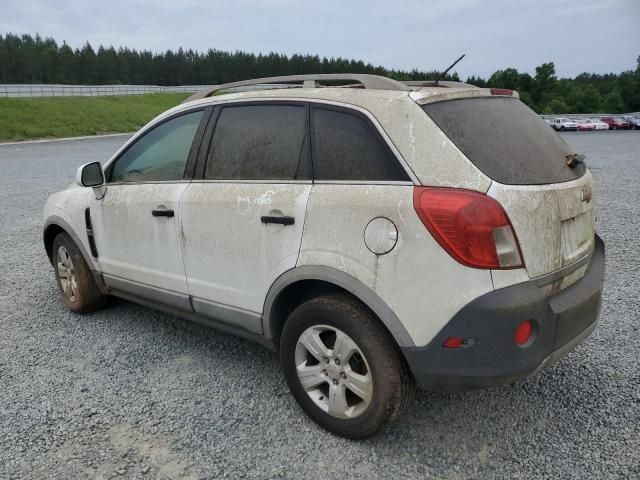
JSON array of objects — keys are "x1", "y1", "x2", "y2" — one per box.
[{"x1": 422, "y1": 97, "x2": 585, "y2": 185}]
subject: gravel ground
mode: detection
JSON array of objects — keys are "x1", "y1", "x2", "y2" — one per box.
[{"x1": 0, "y1": 132, "x2": 638, "y2": 479}]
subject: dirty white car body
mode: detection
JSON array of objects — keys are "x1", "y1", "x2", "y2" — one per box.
[{"x1": 44, "y1": 75, "x2": 605, "y2": 438}]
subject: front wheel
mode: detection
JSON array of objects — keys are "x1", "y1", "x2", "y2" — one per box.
[
  {"x1": 560, "y1": 126, "x2": 566, "y2": 131},
  {"x1": 52, "y1": 232, "x2": 107, "y2": 313},
  {"x1": 280, "y1": 294, "x2": 415, "y2": 439}
]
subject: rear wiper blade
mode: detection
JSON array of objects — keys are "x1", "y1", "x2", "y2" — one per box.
[{"x1": 565, "y1": 153, "x2": 586, "y2": 168}]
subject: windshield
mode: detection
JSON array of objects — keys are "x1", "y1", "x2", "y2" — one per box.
[{"x1": 422, "y1": 97, "x2": 586, "y2": 185}]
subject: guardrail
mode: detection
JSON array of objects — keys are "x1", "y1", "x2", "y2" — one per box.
[
  {"x1": 0, "y1": 84, "x2": 213, "y2": 98},
  {"x1": 2, "y1": 86, "x2": 639, "y2": 118}
]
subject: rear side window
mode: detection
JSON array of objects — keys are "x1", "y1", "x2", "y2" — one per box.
[
  {"x1": 423, "y1": 97, "x2": 585, "y2": 185},
  {"x1": 110, "y1": 110, "x2": 203, "y2": 183},
  {"x1": 205, "y1": 104, "x2": 309, "y2": 180},
  {"x1": 312, "y1": 107, "x2": 410, "y2": 181}
]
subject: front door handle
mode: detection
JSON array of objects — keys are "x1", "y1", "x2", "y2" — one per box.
[
  {"x1": 152, "y1": 208, "x2": 174, "y2": 218},
  {"x1": 261, "y1": 215, "x2": 295, "y2": 226}
]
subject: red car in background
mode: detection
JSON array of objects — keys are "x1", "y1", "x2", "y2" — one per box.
[
  {"x1": 600, "y1": 117, "x2": 630, "y2": 130},
  {"x1": 574, "y1": 119, "x2": 595, "y2": 131}
]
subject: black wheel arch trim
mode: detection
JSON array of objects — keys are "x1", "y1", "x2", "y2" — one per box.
[
  {"x1": 44, "y1": 216, "x2": 95, "y2": 271},
  {"x1": 262, "y1": 265, "x2": 415, "y2": 347}
]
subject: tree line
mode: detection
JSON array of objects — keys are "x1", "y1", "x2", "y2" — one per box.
[
  {"x1": 1, "y1": 33, "x2": 639, "y2": 114},
  {"x1": 468, "y1": 61, "x2": 640, "y2": 114}
]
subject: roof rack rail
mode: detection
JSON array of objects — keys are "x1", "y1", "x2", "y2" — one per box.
[
  {"x1": 403, "y1": 80, "x2": 478, "y2": 89},
  {"x1": 184, "y1": 74, "x2": 410, "y2": 102}
]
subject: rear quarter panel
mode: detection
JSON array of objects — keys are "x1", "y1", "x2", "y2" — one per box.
[
  {"x1": 298, "y1": 185, "x2": 495, "y2": 347},
  {"x1": 362, "y1": 98, "x2": 493, "y2": 193}
]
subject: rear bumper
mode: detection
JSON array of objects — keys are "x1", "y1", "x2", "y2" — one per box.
[{"x1": 403, "y1": 235, "x2": 605, "y2": 392}]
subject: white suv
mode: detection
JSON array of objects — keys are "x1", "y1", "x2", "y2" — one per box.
[
  {"x1": 552, "y1": 117, "x2": 578, "y2": 131},
  {"x1": 44, "y1": 74, "x2": 605, "y2": 438}
]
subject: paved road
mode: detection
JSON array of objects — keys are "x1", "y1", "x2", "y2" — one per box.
[{"x1": 1, "y1": 132, "x2": 639, "y2": 479}]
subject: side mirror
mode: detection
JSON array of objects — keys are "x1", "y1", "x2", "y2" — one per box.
[{"x1": 76, "y1": 162, "x2": 104, "y2": 187}]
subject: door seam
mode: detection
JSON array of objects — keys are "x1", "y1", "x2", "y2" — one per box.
[
  {"x1": 295, "y1": 185, "x2": 313, "y2": 268},
  {"x1": 177, "y1": 182, "x2": 192, "y2": 297}
]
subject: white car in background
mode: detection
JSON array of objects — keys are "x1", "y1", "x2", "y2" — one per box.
[
  {"x1": 587, "y1": 119, "x2": 609, "y2": 130},
  {"x1": 552, "y1": 118, "x2": 578, "y2": 131}
]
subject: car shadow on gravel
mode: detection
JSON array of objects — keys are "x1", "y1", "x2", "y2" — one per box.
[
  {"x1": 11, "y1": 287, "x2": 633, "y2": 478},
  {"x1": 97, "y1": 297, "x2": 612, "y2": 448},
  {"x1": 374, "y1": 349, "x2": 615, "y2": 445},
  {"x1": 94, "y1": 297, "x2": 280, "y2": 365}
]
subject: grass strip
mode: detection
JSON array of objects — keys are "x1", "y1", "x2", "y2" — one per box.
[{"x1": 0, "y1": 93, "x2": 190, "y2": 141}]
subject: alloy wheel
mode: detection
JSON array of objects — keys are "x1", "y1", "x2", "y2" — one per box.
[
  {"x1": 57, "y1": 245, "x2": 78, "y2": 302},
  {"x1": 295, "y1": 325, "x2": 373, "y2": 419}
]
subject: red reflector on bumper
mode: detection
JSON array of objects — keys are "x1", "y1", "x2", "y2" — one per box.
[
  {"x1": 443, "y1": 337, "x2": 466, "y2": 348},
  {"x1": 514, "y1": 320, "x2": 535, "y2": 346}
]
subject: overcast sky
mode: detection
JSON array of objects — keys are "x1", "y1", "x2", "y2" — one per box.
[{"x1": 2, "y1": 0, "x2": 639, "y2": 79}]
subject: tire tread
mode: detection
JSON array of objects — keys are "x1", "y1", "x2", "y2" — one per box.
[{"x1": 52, "y1": 232, "x2": 106, "y2": 313}]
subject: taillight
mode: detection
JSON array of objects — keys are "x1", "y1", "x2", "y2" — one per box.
[
  {"x1": 413, "y1": 187, "x2": 524, "y2": 269},
  {"x1": 443, "y1": 337, "x2": 466, "y2": 348}
]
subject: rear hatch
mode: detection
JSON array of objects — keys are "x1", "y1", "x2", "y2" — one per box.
[{"x1": 422, "y1": 95, "x2": 596, "y2": 289}]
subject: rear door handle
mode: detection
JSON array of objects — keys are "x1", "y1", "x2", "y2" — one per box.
[
  {"x1": 261, "y1": 215, "x2": 295, "y2": 226},
  {"x1": 152, "y1": 208, "x2": 174, "y2": 218}
]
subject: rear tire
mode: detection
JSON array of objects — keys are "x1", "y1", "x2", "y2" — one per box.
[
  {"x1": 52, "y1": 232, "x2": 106, "y2": 313},
  {"x1": 280, "y1": 294, "x2": 415, "y2": 439}
]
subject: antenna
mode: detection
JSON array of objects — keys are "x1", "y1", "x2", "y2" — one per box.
[{"x1": 435, "y1": 54, "x2": 466, "y2": 86}]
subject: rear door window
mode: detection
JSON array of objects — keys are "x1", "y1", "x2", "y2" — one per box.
[
  {"x1": 204, "y1": 104, "x2": 310, "y2": 180},
  {"x1": 312, "y1": 106, "x2": 410, "y2": 182},
  {"x1": 422, "y1": 97, "x2": 585, "y2": 185}
]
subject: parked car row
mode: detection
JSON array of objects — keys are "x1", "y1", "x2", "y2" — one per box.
[{"x1": 545, "y1": 115, "x2": 640, "y2": 131}]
